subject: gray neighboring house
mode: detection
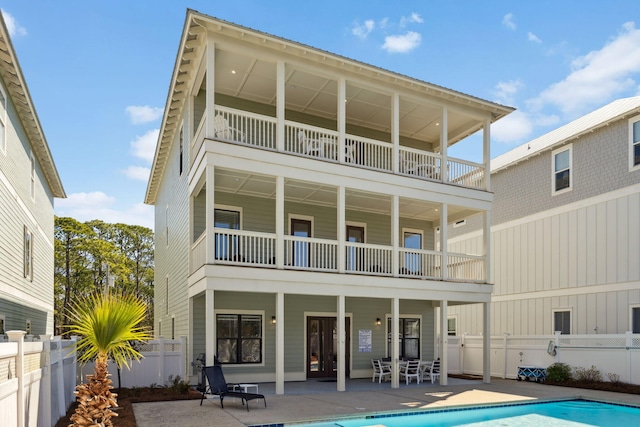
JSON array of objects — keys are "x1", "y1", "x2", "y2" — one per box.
[
  {"x1": 0, "y1": 14, "x2": 66, "y2": 337},
  {"x1": 448, "y1": 96, "x2": 640, "y2": 337}
]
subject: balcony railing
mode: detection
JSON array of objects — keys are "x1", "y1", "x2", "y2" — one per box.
[
  {"x1": 191, "y1": 229, "x2": 486, "y2": 283},
  {"x1": 191, "y1": 106, "x2": 486, "y2": 190}
]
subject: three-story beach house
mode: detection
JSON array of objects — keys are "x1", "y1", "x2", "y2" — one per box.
[{"x1": 144, "y1": 9, "x2": 513, "y2": 392}]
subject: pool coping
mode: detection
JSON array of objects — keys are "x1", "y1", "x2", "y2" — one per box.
[{"x1": 251, "y1": 396, "x2": 640, "y2": 427}]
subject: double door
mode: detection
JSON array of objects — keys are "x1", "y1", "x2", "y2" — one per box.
[{"x1": 307, "y1": 316, "x2": 350, "y2": 378}]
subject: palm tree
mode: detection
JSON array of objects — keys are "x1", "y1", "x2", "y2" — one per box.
[{"x1": 66, "y1": 290, "x2": 152, "y2": 427}]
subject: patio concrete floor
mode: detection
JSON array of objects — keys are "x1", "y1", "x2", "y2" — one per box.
[{"x1": 132, "y1": 377, "x2": 640, "y2": 427}]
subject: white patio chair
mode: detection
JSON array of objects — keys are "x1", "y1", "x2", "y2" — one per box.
[
  {"x1": 399, "y1": 359, "x2": 421, "y2": 384},
  {"x1": 371, "y1": 359, "x2": 392, "y2": 383},
  {"x1": 427, "y1": 359, "x2": 440, "y2": 383},
  {"x1": 298, "y1": 130, "x2": 323, "y2": 157},
  {"x1": 214, "y1": 113, "x2": 245, "y2": 142}
]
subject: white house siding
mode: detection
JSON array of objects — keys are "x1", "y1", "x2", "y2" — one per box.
[
  {"x1": 0, "y1": 76, "x2": 57, "y2": 336},
  {"x1": 154, "y1": 124, "x2": 191, "y2": 342},
  {"x1": 449, "y1": 115, "x2": 640, "y2": 336}
]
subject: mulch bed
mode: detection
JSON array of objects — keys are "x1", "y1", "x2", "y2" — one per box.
[
  {"x1": 544, "y1": 379, "x2": 640, "y2": 394},
  {"x1": 54, "y1": 387, "x2": 202, "y2": 427}
]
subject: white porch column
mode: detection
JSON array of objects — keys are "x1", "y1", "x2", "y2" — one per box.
[
  {"x1": 483, "y1": 118, "x2": 491, "y2": 191},
  {"x1": 205, "y1": 36, "x2": 216, "y2": 139},
  {"x1": 205, "y1": 164, "x2": 216, "y2": 264},
  {"x1": 391, "y1": 297, "x2": 400, "y2": 388},
  {"x1": 483, "y1": 211, "x2": 491, "y2": 284},
  {"x1": 439, "y1": 300, "x2": 448, "y2": 385},
  {"x1": 440, "y1": 107, "x2": 448, "y2": 183},
  {"x1": 337, "y1": 295, "x2": 346, "y2": 391},
  {"x1": 276, "y1": 61, "x2": 286, "y2": 152},
  {"x1": 483, "y1": 301, "x2": 491, "y2": 383},
  {"x1": 391, "y1": 93, "x2": 400, "y2": 174},
  {"x1": 392, "y1": 195, "x2": 399, "y2": 277},
  {"x1": 275, "y1": 292, "x2": 285, "y2": 394},
  {"x1": 440, "y1": 203, "x2": 448, "y2": 281},
  {"x1": 338, "y1": 78, "x2": 346, "y2": 163},
  {"x1": 337, "y1": 186, "x2": 346, "y2": 273},
  {"x1": 205, "y1": 289, "x2": 215, "y2": 366},
  {"x1": 276, "y1": 176, "x2": 285, "y2": 269}
]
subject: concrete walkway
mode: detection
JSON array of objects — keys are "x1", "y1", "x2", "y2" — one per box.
[{"x1": 132, "y1": 378, "x2": 640, "y2": 427}]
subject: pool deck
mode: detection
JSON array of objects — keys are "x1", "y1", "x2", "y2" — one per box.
[{"x1": 132, "y1": 377, "x2": 640, "y2": 427}]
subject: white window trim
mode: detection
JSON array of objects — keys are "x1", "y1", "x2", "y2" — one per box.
[
  {"x1": 384, "y1": 314, "x2": 423, "y2": 359},
  {"x1": 215, "y1": 309, "x2": 266, "y2": 367},
  {"x1": 453, "y1": 219, "x2": 466, "y2": 228},
  {"x1": 24, "y1": 226, "x2": 33, "y2": 281},
  {"x1": 288, "y1": 213, "x2": 314, "y2": 237},
  {"x1": 552, "y1": 308, "x2": 572, "y2": 334},
  {"x1": 447, "y1": 314, "x2": 459, "y2": 336},
  {"x1": 630, "y1": 304, "x2": 640, "y2": 333},
  {"x1": 629, "y1": 114, "x2": 640, "y2": 172},
  {"x1": 402, "y1": 227, "x2": 424, "y2": 249},
  {"x1": 552, "y1": 144, "x2": 573, "y2": 195},
  {"x1": 214, "y1": 204, "x2": 243, "y2": 229}
]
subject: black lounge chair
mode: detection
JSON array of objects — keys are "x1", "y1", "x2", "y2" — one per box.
[{"x1": 199, "y1": 365, "x2": 266, "y2": 411}]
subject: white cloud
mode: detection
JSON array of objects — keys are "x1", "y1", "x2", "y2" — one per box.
[
  {"x1": 494, "y1": 80, "x2": 524, "y2": 105},
  {"x1": 130, "y1": 129, "x2": 159, "y2": 164},
  {"x1": 122, "y1": 165, "x2": 150, "y2": 182},
  {"x1": 528, "y1": 32, "x2": 542, "y2": 43},
  {"x1": 492, "y1": 110, "x2": 533, "y2": 143},
  {"x1": 382, "y1": 31, "x2": 422, "y2": 53},
  {"x1": 55, "y1": 192, "x2": 154, "y2": 229},
  {"x1": 528, "y1": 21, "x2": 640, "y2": 117},
  {"x1": 352, "y1": 20, "x2": 375, "y2": 39},
  {"x1": 1, "y1": 10, "x2": 27, "y2": 37},
  {"x1": 400, "y1": 12, "x2": 423, "y2": 27},
  {"x1": 126, "y1": 105, "x2": 163, "y2": 124},
  {"x1": 503, "y1": 13, "x2": 516, "y2": 31}
]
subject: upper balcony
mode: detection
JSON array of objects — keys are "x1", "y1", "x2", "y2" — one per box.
[{"x1": 191, "y1": 105, "x2": 486, "y2": 190}]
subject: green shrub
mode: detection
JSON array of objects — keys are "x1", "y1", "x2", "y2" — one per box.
[
  {"x1": 573, "y1": 365, "x2": 602, "y2": 382},
  {"x1": 167, "y1": 374, "x2": 191, "y2": 393},
  {"x1": 546, "y1": 363, "x2": 572, "y2": 382}
]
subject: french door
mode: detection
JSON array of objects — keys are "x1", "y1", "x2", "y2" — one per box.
[{"x1": 307, "y1": 316, "x2": 350, "y2": 378}]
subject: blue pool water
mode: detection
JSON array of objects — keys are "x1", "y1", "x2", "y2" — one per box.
[{"x1": 289, "y1": 399, "x2": 640, "y2": 427}]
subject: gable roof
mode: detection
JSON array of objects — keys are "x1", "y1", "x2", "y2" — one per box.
[
  {"x1": 0, "y1": 14, "x2": 65, "y2": 198},
  {"x1": 492, "y1": 96, "x2": 640, "y2": 173},
  {"x1": 144, "y1": 9, "x2": 514, "y2": 205}
]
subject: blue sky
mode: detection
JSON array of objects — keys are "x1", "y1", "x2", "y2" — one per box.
[{"x1": 3, "y1": 1, "x2": 640, "y2": 229}]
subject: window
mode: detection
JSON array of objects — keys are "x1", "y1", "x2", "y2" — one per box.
[
  {"x1": 216, "y1": 313, "x2": 263, "y2": 364},
  {"x1": 453, "y1": 219, "x2": 466, "y2": 228},
  {"x1": 215, "y1": 207, "x2": 241, "y2": 260},
  {"x1": 171, "y1": 317, "x2": 175, "y2": 339},
  {"x1": 552, "y1": 145, "x2": 572, "y2": 193},
  {"x1": 24, "y1": 226, "x2": 33, "y2": 281},
  {"x1": 387, "y1": 317, "x2": 420, "y2": 359},
  {"x1": 0, "y1": 315, "x2": 5, "y2": 335},
  {"x1": 346, "y1": 223, "x2": 365, "y2": 271},
  {"x1": 631, "y1": 306, "x2": 640, "y2": 333},
  {"x1": 553, "y1": 310, "x2": 571, "y2": 334},
  {"x1": 0, "y1": 85, "x2": 6, "y2": 153},
  {"x1": 630, "y1": 116, "x2": 640, "y2": 170},
  {"x1": 289, "y1": 215, "x2": 313, "y2": 267},
  {"x1": 179, "y1": 125, "x2": 184, "y2": 175},
  {"x1": 447, "y1": 316, "x2": 457, "y2": 336},
  {"x1": 402, "y1": 229, "x2": 423, "y2": 275},
  {"x1": 30, "y1": 152, "x2": 35, "y2": 200}
]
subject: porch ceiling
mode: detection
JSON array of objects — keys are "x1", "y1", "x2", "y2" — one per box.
[
  {"x1": 213, "y1": 49, "x2": 482, "y2": 147},
  {"x1": 213, "y1": 168, "x2": 475, "y2": 223}
]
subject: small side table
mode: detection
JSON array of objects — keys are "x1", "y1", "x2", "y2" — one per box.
[{"x1": 233, "y1": 383, "x2": 259, "y2": 393}]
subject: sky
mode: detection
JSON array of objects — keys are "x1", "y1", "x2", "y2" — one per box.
[{"x1": 2, "y1": 1, "x2": 640, "y2": 230}]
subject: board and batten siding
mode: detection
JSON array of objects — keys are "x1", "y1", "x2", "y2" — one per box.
[
  {"x1": 154, "y1": 120, "x2": 191, "y2": 344},
  {"x1": 449, "y1": 185, "x2": 640, "y2": 335},
  {"x1": 0, "y1": 75, "x2": 56, "y2": 335}
]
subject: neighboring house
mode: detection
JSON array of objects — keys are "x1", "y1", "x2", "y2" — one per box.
[
  {"x1": 0, "y1": 14, "x2": 66, "y2": 338},
  {"x1": 448, "y1": 97, "x2": 640, "y2": 337},
  {"x1": 144, "y1": 10, "x2": 513, "y2": 392}
]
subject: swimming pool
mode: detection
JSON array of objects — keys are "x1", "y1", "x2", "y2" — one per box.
[{"x1": 284, "y1": 399, "x2": 640, "y2": 427}]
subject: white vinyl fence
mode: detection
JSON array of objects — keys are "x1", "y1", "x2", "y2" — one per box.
[
  {"x1": 442, "y1": 332, "x2": 640, "y2": 384},
  {"x1": 0, "y1": 332, "x2": 77, "y2": 427},
  {"x1": 79, "y1": 337, "x2": 187, "y2": 388}
]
